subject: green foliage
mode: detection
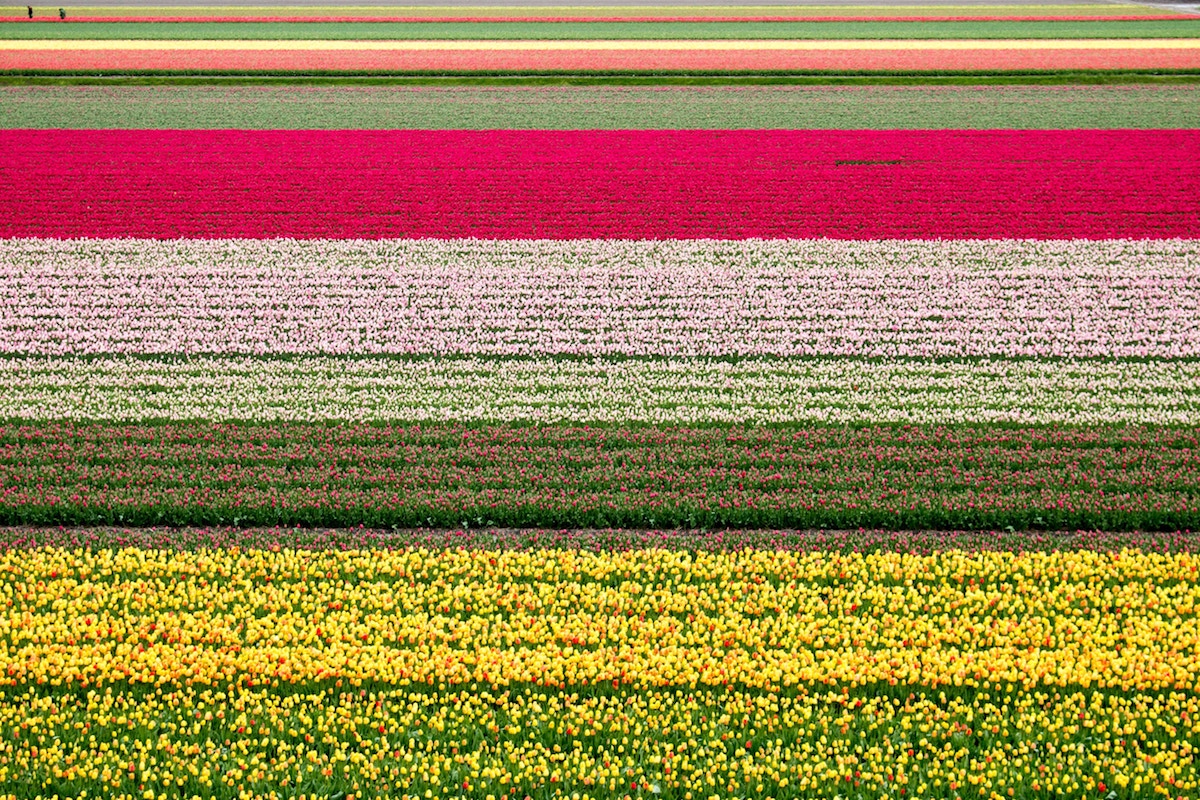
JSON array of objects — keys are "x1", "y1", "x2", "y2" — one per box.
[
  {"x1": 5, "y1": 83, "x2": 1200, "y2": 129},
  {"x1": 1, "y1": 421, "x2": 1195, "y2": 531}
]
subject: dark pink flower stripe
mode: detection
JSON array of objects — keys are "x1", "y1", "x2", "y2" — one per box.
[
  {"x1": 6, "y1": 47, "x2": 1200, "y2": 72},
  {"x1": 31, "y1": 14, "x2": 1195, "y2": 22},
  {"x1": 1, "y1": 130, "x2": 1197, "y2": 239}
]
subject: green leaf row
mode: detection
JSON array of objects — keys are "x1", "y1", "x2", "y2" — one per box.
[
  {"x1": 1, "y1": 421, "x2": 1197, "y2": 530},
  {"x1": 5, "y1": 84, "x2": 1200, "y2": 129}
]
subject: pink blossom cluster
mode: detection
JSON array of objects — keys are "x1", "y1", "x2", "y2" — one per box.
[{"x1": 4, "y1": 238, "x2": 1198, "y2": 358}]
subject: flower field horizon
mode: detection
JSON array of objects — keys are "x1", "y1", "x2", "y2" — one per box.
[
  {"x1": 2, "y1": 3, "x2": 1200, "y2": 798},
  {"x1": 6, "y1": 4, "x2": 1200, "y2": 75}
]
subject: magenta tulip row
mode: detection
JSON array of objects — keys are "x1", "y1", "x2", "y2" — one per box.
[{"x1": 2, "y1": 130, "x2": 1197, "y2": 239}]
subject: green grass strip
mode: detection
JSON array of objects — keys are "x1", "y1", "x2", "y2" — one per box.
[
  {"x1": 4, "y1": 83, "x2": 1199, "y2": 128},
  {"x1": 3, "y1": 19, "x2": 1200, "y2": 39}
]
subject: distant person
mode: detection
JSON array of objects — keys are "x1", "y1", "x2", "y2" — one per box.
[
  {"x1": 58, "y1": 7, "x2": 64, "y2": 19},
  {"x1": 27, "y1": 6, "x2": 33, "y2": 18}
]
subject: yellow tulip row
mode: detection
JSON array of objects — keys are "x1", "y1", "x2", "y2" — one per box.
[
  {"x1": 0, "y1": 547, "x2": 1196, "y2": 693},
  {"x1": 0, "y1": 546, "x2": 1197, "y2": 797},
  {"x1": 0, "y1": 683, "x2": 1195, "y2": 799}
]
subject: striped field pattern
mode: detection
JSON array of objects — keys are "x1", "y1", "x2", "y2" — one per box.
[
  {"x1": 3, "y1": 5, "x2": 1200, "y2": 799},
  {"x1": 6, "y1": 8, "x2": 1200, "y2": 73},
  {"x1": 2, "y1": 126, "x2": 1198, "y2": 529}
]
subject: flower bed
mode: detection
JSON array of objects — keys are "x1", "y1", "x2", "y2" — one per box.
[
  {"x1": 6, "y1": 43, "x2": 1200, "y2": 73},
  {"x1": 0, "y1": 544, "x2": 1198, "y2": 798},
  {"x1": 0, "y1": 422, "x2": 1196, "y2": 530},
  {"x1": 2, "y1": 130, "x2": 1197, "y2": 239}
]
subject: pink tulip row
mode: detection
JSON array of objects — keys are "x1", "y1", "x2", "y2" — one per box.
[
  {"x1": 7, "y1": 47, "x2": 1200, "y2": 74},
  {"x1": 4, "y1": 238, "x2": 1198, "y2": 358},
  {"x1": 40, "y1": 14, "x2": 1190, "y2": 21},
  {"x1": 2, "y1": 130, "x2": 1196, "y2": 239}
]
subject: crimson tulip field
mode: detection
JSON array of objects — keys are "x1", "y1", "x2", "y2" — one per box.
[
  {"x1": 3, "y1": 129, "x2": 1199, "y2": 239},
  {"x1": 5, "y1": 5, "x2": 1200, "y2": 799}
]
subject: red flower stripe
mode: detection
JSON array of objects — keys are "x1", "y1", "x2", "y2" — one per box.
[
  {"x1": 1, "y1": 129, "x2": 1196, "y2": 240},
  {"x1": 5, "y1": 46, "x2": 1197, "y2": 73},
  {"x1": 32, "y1": 14, "x2": 1198, "y2": 22},
  {"x1": 0, "y1": 422, "x2": 1195, "y2": 531}
]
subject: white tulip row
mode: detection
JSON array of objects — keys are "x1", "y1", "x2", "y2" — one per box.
[
  {"x1": 4, "y1": 356, "x2": 1197, "y2": 425},
  {"x1": 4, "y1": 238, "x2": 1198, "y2": 358}
]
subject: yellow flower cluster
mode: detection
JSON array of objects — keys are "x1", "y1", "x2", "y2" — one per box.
[
  {"x1": 0, "y1": 683, "x2": 1195, "y2": 799},
  {"x1": 0, "y1": 547, "x2": 1196, "y2": 693}
]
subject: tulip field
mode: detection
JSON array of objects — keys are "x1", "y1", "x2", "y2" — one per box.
[
  {"x1": 5, "y1": 1, "x2": 1200, "y2": 74},
  {"x1": 3, "y1": 2, "x2": 1200, "y2": 799},
  {"x1": 4, "y1": 129, "x2": 1200, "y2": 239}
]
